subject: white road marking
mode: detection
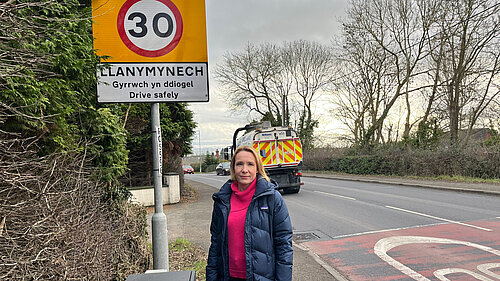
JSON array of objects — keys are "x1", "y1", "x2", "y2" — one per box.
[
  {"x1": 331, "y1": 223, "x2": 445, "y2": 239},
  {"x1": 374, "y1": 236, "x2": 500, "y2": 281},
  {"x1": 386, "y1": 205, "x2": 492, "y2": 231},
  {"x1": 314, "y1": 191, "x2": 356, "y2": 200},
  {"x1": 434, "y1": 268, "x2": 494, "y2": 280},
  {"x1": 310, "y1": 182, "x2": 355, "y2": 189},
  {"x1": 477, "y1": 263, "x2": 500, "y2": 279}
]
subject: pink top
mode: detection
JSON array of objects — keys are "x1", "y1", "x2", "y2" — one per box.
[{"x1": 228, "y1": 178, "x2": 257, "y2": 279}]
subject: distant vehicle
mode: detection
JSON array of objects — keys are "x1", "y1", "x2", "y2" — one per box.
[
  {"x1": 183, "y1": 165, "x2": 194, "y2": 174},
  {"x1": 216, "y1": 162, "x2": 231, "y2": 176}
]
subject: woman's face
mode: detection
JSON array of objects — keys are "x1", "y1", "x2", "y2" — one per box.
[{"x1": 234, "y1": 150, "x2": 257, "y2": 190}]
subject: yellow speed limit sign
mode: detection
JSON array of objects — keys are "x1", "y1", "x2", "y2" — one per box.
[{"x1": 92, "y1": 0, "x2": 209, "y2": 103}]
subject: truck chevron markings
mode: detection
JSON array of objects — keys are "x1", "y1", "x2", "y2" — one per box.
[
  {"x1": 235, "y1": 123, "x2": 303, "y2": 193},
  {"x1": 254, "y1": 138, "x2": 303, "y2": 166},
  {"x1": 295, "y1": 140, "x2": 302, "y2": 158}
]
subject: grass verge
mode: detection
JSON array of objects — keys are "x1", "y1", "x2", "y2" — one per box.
[{"x1": 169, "y1": 238, "x2": 207, "y2": 281}]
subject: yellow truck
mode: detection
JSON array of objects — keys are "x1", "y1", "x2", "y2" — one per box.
[{"x1": 232, "y1": 122, "x2": 303, "y2": 194}]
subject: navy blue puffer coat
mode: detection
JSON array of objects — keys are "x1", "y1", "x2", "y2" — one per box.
[{"x1": 206, "y1": 175, "x2": 293, "y2": 281}]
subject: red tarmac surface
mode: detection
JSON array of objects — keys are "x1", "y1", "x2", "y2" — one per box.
[{"x1": 302, "y1": 219, "x2": 500, "y2": 280}]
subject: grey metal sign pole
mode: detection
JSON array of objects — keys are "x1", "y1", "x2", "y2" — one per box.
[{"x1": 151, "y1": 102, "x2": 169, "y2": 270}]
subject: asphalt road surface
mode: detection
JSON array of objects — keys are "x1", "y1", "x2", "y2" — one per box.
[{"x1": 186, "y1": 173, "x2": 500, "y2": 280}]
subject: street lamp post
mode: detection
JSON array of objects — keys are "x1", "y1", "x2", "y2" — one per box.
[
  {"x1": 282, "y1": 94, "x2": 286, "y2": 127},
  {"x1": 198, "y1": 130, "x2": 202, "y2": 173},
  {"x1": 278, "y1": 85, "x2": 286, "y2": 127}
]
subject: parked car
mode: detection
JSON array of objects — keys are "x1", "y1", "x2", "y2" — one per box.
[
  {"x1": 215, "y1": 162, "x2": 231, "y2": 176},
  {"x1": 183, "y1": 165, "x2": 195, "y2": 174}
]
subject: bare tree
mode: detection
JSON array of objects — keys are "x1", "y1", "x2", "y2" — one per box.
[
  {"x1": 216, "y1": 40, "x2": 335, "y2": 148},
  {"x1": 331, "y1": 28, "x2": 392, "y2": 145},
  {"x1": 216, "y1": 43, "x2": 285, "y2": 126},
  {"x1": 281, "y1": 40, "x2": 336, "y2": 148},
  {"x1": 421, "y1": 31, "x2": 446, "y2": 127},
  {"x1": 463, "y1": 49, "x2": 500, "y2": 145},
  {"x1": 335, "y1": 0, "x2": 440, "y2": 147},
  {"x1": 434, "y1": 0, "x2": 500, "y2": 145}
]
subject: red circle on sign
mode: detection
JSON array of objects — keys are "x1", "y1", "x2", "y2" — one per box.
[{"x1": 117, "y1": 0, "x2": 183, "y2": 57}]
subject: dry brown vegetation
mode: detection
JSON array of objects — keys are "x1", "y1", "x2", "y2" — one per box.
[{"x1": 0, "y1": 129, "x2": 151, "y2": 279}]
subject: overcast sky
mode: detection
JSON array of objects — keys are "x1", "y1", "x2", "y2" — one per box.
[{"x1": 189, "y1": 0, "x2": 349, "y2": 155}]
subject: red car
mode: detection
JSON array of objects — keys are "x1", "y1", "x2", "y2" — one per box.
[{"x1": 183, "y1": 165, "x2": 195, "y2": 174}]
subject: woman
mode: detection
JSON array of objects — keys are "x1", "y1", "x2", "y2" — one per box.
[{"x1": 206, "y1": 146, "x2": 293, "y2": 281}]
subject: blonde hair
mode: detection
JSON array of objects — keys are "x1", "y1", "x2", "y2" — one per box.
[{"x1": 230, "y1": 146, "x2": 270, "y2": 182}]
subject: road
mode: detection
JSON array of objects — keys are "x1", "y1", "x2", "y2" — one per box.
[{"x1": 186, "y1": 173, "x2": 500, "y2": 280}]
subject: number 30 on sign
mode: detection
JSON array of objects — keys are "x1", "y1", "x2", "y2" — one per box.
[
  {"x1": 117, "y1": 0, "x2": 183, "y2": 57},
  {"x1": 92, "y1": 0, "x2": 207, "y2": 63}
]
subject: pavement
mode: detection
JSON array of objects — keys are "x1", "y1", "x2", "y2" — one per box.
[{"x1": 148, "y1": 173, "x2": 499, "y2": 280}]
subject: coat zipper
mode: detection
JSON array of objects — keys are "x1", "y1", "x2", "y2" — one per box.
[{"x1": 221, "y1": 197, "x2": 231, "y2": 279}]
